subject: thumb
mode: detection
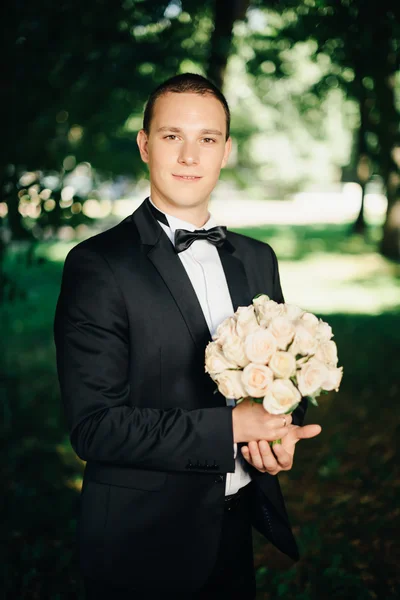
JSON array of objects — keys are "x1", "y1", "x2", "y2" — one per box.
[{"x1": 295, "y1": 424, "x2": 322, "y2": 441}]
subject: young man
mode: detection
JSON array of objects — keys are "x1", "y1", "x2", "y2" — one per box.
[{"x1": 54, "y1": 73, "x2": 321, "y2": 600}]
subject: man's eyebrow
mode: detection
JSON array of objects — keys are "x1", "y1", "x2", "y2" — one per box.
[{"x1": 156, "y1": 126, "x2": 223, "y2": 136}]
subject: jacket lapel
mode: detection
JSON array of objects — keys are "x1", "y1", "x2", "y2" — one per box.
[
  {"x1": 132, "y1": 200, "x2": 252, "y2": 351},
  {"x1": 217, "y1": 235, "x2": 251, "y2": 311},
  {"x1": 148, "y1": 235, "x2": 212, "y2": 352},
  {"x1": 132, "y1": 200, "x2": 211, "y2": 352}
]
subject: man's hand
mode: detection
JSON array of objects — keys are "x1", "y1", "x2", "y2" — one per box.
[{"x1": 240, "y1": 423, "x2": 321, "y2": 475}]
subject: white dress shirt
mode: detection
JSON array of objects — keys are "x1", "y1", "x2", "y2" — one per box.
[{"x1": 149, "y1": 198, "x2": 252, "y2": 495}]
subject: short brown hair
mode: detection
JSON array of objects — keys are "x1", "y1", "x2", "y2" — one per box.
[{"x1": 143, "y1": 73, "x2": 231, "y2": 140}]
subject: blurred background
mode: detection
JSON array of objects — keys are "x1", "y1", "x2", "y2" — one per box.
[{"x1": 2, "y1": 1, "x2": 400, "y2": 598}]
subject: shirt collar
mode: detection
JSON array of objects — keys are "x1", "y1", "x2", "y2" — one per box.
[{"x1": 149, "y1": 196, "x2": 218, "y2": 234}]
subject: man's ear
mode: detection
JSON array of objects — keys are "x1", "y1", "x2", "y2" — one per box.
[
  {"x1": 221, "y1": 136, "x2": 232, "y2": 169},
  {"x1": 137, "y1": 129, "x2": 149, "y2": 163}
]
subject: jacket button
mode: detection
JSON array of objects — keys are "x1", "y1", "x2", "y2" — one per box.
[{"x1": 214, "y1": 475, "x2": 224, "y2": 483}]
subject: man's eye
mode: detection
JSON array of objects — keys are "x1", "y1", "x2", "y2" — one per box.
[
  {"x1": 202, "y1": 138, "x2": 216, "y2": 144},
  {"x1": 165, "y1": 135, "x2": 178, "y2": 140}
]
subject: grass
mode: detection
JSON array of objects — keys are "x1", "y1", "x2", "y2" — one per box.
[{"x1": 1, "y1": 222, "x2": 399, "y2": 599}]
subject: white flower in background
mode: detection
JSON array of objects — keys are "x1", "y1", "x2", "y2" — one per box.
[
  {"x1": 269, "y1": 316, "x2": 296, "y2": 350},
  {"x1": 236, "y1": 305, "x2": 260, "y2": 338},
  {"x1": 263, "y1": 379, "x2": 301, "y2": 414},
  {"x1": 241, "y1": 363, "x2": 274, "y2": 398},
  {"x1": 212, "y1": 316, "x2": 237, "y2": 345},
  {"x1": 253, "y1": 295, "x2": 284, "y2": 327},
  {"x1": 297, "y1": 358, "x2": 328, "y2": 397},
  {"x1": 283, "y1": 303, "x2": 304, "y2": 321},
  {"x1": 290, "y1": 325, "x2": 319, "y2": 356},
  {"x1": 205, "y1": 296, "x2": 343, "y2": 419},
  {"x1": 205, "y1": 342, "x2": 238, "y2": 374},
  {"x1": 322, "y1": 366, "x2": 343, "y2": 392},
  {"x1": 301, "y1": 312, "x2": 320, "y2": 336},
  {"x1": 245, "y1": 329, "x2": 278, "y2": 364},
  {"x1": 269, "y1": 351, "x2": 297, "y2": 379},
  {"x1": 222, "y1": 335, "x2": 249, "y2": 368},
  {"x1": 315, "y1": 340, "x2": 338, "y2": 367},
  {"x1": 215, "y1": 370, "x2": 246, "y2": 400},
  {"x1": 316, "y1": 320, "x2": 333, "y2": 343}
]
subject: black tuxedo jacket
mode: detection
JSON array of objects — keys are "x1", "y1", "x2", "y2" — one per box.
[{"x1": 54, "y1": 198, "x2": 307, "y2": 593}]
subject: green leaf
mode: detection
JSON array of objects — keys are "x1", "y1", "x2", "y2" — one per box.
[{"x1": 306, "y1": 395, "x2": 319, "y2": 407}]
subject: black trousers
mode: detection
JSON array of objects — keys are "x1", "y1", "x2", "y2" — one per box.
[{"x1": 84, "y1": 483, "x2": 256, "y2": 600}]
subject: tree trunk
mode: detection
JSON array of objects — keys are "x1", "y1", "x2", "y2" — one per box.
[
  {"x1": 375, "y1": 71, "x2": 400, "y2": 260},
  {"x1": 352, "y1": 92, "x2": 371, "y2": 235},
  {"x1": 207, "y1": 0, "x2": 250, "y2": 90},
  {"x1": 380, "y1": 196, "x2": 400, "y2": 259}
]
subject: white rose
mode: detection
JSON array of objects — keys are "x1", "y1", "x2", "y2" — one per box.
[
  {"x1": 205, "y1": 342, "x2": 238, "y2": 374},
  {"x1": 297, "y1": 358, "x2": 328, "y2": 397},
  {"x1": 290, "y1": 325, "x2": 319, "y2": 356},
  {"x1": 263, "y1": 379, "x2": 301, "y2": 415},
  {"x1": 269, "y1": 316, "x2": 296, "y2": 350},
  {"x1": 215, "y1": 370, "x2": 246, "y2": 400},
  {"x1": 241, "y1": 363, "x2": 274, "y2": 398},
  {"x1": 253, "y1": 295, "x2": 284, "y2": 326},
  {"x1": 301, "y1": 312, "x2": 319, "y2": 336},
  {"x1": 244, "y1": 329, "x2": 278, "y2": 364},
  {"x1": 222, "y1": 335, "x2": 249, "y2": 368},
  {"x1": 322, "y1": 366, "x2": 343, "y2": 392},
  {"x1": 283, "y1": 303, "x2": 304, "y2": 321},
  {"x1": 315, "y1": 341, "x2": 338, "y2": 367},
  {"x1": 316, "y1": 320, "x2": 333, "y2": 343},
  {"x1": 236, "y1": 306, "x2": 260, "y2": 338},
  {"x1": 269, "y1": 351, "x2": 297, "y2": 379},
  {"x1": 212, "y1": 316, "x2": 237, "y2": 345}
]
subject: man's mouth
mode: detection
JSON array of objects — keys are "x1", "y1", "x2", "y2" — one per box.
[{"x1": 172, "y1": 174, "x2": 202, "y2": 181}]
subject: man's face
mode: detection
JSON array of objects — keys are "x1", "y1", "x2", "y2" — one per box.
[{"x1": 137, "y1": 92, "x2": 231, "y2": 212}]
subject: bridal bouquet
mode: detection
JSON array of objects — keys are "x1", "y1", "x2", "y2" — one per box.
[{"x1": 205, "y1": 294, "x2": 343, "y2": 435}]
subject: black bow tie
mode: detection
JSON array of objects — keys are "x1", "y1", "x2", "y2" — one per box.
[
  {"x1": 146, "y1": 198, "x2": 227, "y2": 254},
  {"x1": 174, "y1": 226, "x2": 227, "y2": 253}
]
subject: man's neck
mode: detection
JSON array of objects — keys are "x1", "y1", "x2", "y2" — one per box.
[{"x1": 149, "y1": 195, "x2": 210, "y2": 228}]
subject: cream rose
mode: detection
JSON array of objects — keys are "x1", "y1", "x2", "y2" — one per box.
[
  {"x1": 253, "y1": 295, "x2": 284, "y2": 327},
  {"x1": 269, "y1": 351, "x2": 297, "y2": 379},
  {"x1": 241, "y1": 363, "x2": 274, "y2": 398},
  {"x1": 236, "y1": 306, "x2": 260, "y2": 338},
  {"x1": 322, "y1": 366, "x2": 343, "y2": 392},
  {"x1": 301, "y1": 312, "x2": 319, "y2": 336},
  {"x1": 315, "y1": 340, "x2": 338, "y2": 367},
  {"x1": 205, "y1": 342, "x2": 238, "y2": 374},
  {"x1": 297, "y1": 358, "x2": 328, "y2": 397},
  {"x1": 316, "y1": 320, "x2": 333, "y2": 343},
  {"x1": 222, "y1": 335, "x2": 249, "y2": 368},
  {"x1": 244, "y1": 329, "x2": 278, "y2": 364},
  {"x1": 283, "y1": 303, "x2": 304, "y2": 321},
  {"x1": 215, "y1": 370, "x2": 246, "y2": 400},
  {"x1": 263, "y1": 379, "x2": 301, "y2": 414},
  {"x1": 290, "y1": 325, "x2": 319, "y2": 356},
  {"x1": 212, "y1": 316, "x2": 237, "y2": 345},
  {"x1": 269, "y1": 316, "x2": 296, "y2": 350}
]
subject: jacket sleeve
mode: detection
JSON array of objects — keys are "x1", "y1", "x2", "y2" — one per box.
[
  {"x1": 269, "y1": 245, "x2": 308, "y2": 426},
  {"x1": 54, "y1": 245, "x2": 235, "y2": 474}
]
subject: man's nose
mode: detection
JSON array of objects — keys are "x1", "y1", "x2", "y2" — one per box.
[{"x1": 178, "y1": 142, "x2": 199, "y2": 166}]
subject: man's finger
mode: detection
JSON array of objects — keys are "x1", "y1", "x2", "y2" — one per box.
[
  {"x1": 295, "y1": 424, "x2": 322, "y2": 441},
  {"x1": 271, "y1": 443, "x2": 292, "y2": 470},
  {"x1": 258, "y1": 440, "x2": 279, "y2": 472},
  {"x1": 247, "y1": 440, "x2": 264, "y2": 470}
]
